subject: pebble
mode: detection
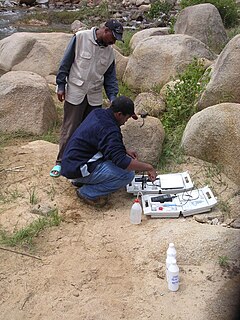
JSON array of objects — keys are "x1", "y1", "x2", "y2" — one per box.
[{"x1": 73, "y1": 291, "x2": 79, "y2": 297}]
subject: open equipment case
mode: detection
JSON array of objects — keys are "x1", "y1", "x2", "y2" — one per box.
[
  {"x1": 141, "y1": 186, "x2": 218, "y2": 218},
  {"x1": 127, "y1": 171, "x2": 194, "y2": 195}
]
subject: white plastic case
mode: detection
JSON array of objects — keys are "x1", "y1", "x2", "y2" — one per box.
[
  {"x1": 126, "y1": 171, "x2": 194, "y2": 195},
  {"x1": 141, "y1": 186, "x2": 217, "y2": 218}
]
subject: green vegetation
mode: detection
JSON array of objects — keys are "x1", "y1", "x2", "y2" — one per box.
[
  {"x1": 0, "y1": 189, "x2": 23, "y2": 204},
  {"x1": 0, "y1": 209, "x2": 61, "y2": 248},
  {"x1": 159, "y1": 58, "x2": 210, "y2": 167},
  {"x1": 148, "y1": 0, "x2": 174, "y2": 19},
  {"x1": 21, "y1": 2, "x2": 110, "y2": 26},
  {"x1": 217, "y1": 200, "x2": 230, "y2": 215},
  {"x1": 28, "y1": 186, "x2": 38, "y2": 205},
  {"x1": 115, "y1": 30, "x2": 137, "y2": 56},
  {"x1": 218, "y1": 255, "x2": 229, "y2": 268},
  {"x1": 118, "y1": 81, "x2": 137, "y2": 100},
  {"x1": 169, "y1": 16, "x2": 176, "y2": 34},
  {"x1": 227, "y1": 25, "x2": 240, "y2": 40},
  {"x1": 180, "y1": 0, "x2": 239, "y2": 28}
]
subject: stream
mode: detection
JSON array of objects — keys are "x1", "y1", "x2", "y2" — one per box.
[{"x1": 0, "y1": 7, "x2": 70, "y2": 40}]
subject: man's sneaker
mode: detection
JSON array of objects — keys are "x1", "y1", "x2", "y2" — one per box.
[
  {"x1": 76, "y1": 190, "x2": 108, "y2": 208},
  {"x1": 71, "y1": 180, "x2": 84, "y2": 188}
]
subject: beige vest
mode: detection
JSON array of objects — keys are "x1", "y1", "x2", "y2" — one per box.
[{"x1": 66, "y1": 28, "x2": 115, "y2": 106}]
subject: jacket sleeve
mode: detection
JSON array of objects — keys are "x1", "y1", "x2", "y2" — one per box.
[
  {"x1": 98, "y1": 128, "x2": 131, "y2": 169},
  {"x1": 56, "y1": 35, "x2": 76, "y2": 92},
  {"x1": 103, "y1": 61, "x2": 119, "y2": 102}
]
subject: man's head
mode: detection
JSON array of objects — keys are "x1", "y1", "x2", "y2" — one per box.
[
  {"x1": 97, "y1": 20, "x2": 124, "y2": 47},
  {"x1": 110, "y1": 96, "x2": 138, "y2": 126},
  {"x1": 105, "y1": 20, "x2": 124, "y2": 42}
]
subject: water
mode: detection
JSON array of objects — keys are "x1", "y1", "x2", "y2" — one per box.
[
  {"x1": 0, "y1": 7, "x2": 70, "y2": 40},
  {"x1": 0, "y1": 9, "x2": 24, "y2": 39}
]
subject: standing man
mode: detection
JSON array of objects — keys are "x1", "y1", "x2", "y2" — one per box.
[
  {"x1": 61, "y1": 96, "x2": 157, "y2": 207},
  {"x1": 50, "y1": 19, "x2": 124, "y2": 177}
]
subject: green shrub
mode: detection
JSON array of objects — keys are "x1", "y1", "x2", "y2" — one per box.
[
  {"x1": 159, "y1": 58, "x2": 210, "y2": 167},
  {"x1": 148, "y1": 0, "x2": 174, "y2": 19},
  {"x1": 163, "y1": 58, "x2": 210, "y2": 129},
  {"x1": 180, "y1": 0, "x2": 239, "y2": 28},
  {"x1": 115, "y1": 30, "x2": 136, "y2": 56}
]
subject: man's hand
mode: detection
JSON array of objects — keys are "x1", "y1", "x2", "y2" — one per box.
[
  {"x1": 57, "y1": 90, "x2": 65, "y2": 102},
  {"x1": 147, "y1": 168, "x2": 157, "y2": 182},
  {"x1": 127, "y1": 149, "x2": 138, "y2": 159}
]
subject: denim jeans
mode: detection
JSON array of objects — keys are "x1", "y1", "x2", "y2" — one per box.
[{"x1": 73, "y1": 161, "x2": 134, "y2": 200}]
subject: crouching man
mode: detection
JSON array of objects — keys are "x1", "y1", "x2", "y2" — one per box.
[{"x1": 61, "y1": 96, "x2": 157, "y2": 207}]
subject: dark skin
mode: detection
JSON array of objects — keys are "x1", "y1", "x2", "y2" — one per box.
[
  {"x1": 114, "y1": 112, "x2": 157, "y2": 182},
  {"x1": 52, "y1": 27, "x2": 118, "y2": 176},
  {"x1": 57, "y1": 27, "x2": 116, "y2": 103}
]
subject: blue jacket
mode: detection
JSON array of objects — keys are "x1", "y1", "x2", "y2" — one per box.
[{"x1": 61, "y1": 108, "x2": 132, "y2": 179}]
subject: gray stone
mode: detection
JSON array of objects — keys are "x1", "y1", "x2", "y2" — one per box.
[
  {"x1": 198, "y1": 35, "x2": 240, "y2": 110},
  {"x1": 122, "y1": 116, "x2": 165, "y2": 166},
  {"x1": 0, "y1": 71, "x2": 57, "y2": 134},
  {"x1": 134, "y1": 92, "x2": 165, "y2": 118},
  {"x1": 0, "y1": 32, "x2": 72, "y2": 77},
  {"x1": 174, "y1": 3, "x2": 228, "y2": 53},
  {"x1": 123, "y1": 34, "x2": 216, "y2": 91},
  {"x1": 230, "y1": 218, "x2": 240, "y2": 229},
  {"x1": 181, "y1": 103, "x2": 240, "y2": 186}
]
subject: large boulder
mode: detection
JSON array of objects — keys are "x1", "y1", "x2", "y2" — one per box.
[
  {"x1": 113, "y1": 48, "x2": 129, "y2": 81},
  {"x1": 0, "y1": 71, "x2": 57, "y2": 134},
  {"x1": 181, "y1": 103, "x2": 240, "y2": 185},
  {"x1": 0, "y1": 32, "x2": 72, "y2": 77},
  {"x1": 198, "y1": 35, "x2": 240, "y2": 110},
  {"x1": 130, "y1": 27, "x2": 170, "y2": 51},
  {"x1": 122, "y1": 116, "x2": 165, "y2": 166},
  {"x1": 123, "y1": 34, "x2": 216, "y2": 91},
  {"x1": 174, "y1": 3, "x2": 228, "y2": 53}
]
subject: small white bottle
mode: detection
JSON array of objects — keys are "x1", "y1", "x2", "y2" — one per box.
[
  {"x1": 130, "y1": 199, "x2": 142, "y2": 224},
  {"x1": 167, "y1": 243, "x2": 177, "y2": 260},
  {"x1": 166, "y1": 255, "x2": 176, "y2": 283},
  {"x1": 168, "y1": 259, "x2": 179, "y2": 292}
]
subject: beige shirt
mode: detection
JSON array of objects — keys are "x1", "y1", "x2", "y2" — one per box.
[{"x1": 66, "y1": 28, "x2": 115, "y2": 106}]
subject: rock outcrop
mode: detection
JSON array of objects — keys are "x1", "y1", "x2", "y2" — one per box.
[
  {"x1": 123, "y1": 34, "x2": 216, "y2": 91},
  {"x1": 122, "y1": 116, "x2": 165, "y2": 166},
  {"x1": 181, "y1": 103, "x2": 240, "y2": 185},
  {"x1": 0, "y1": 71, "x2": 57, "y2": 134},
  {"x1": 198, "y1": 35, "x2": 240, "y2": 110},
  {"x1": 0, "y1": 32, "x2": 72, "y2": 77},
  {"x1": 174, "y1": 3, "x2": 228, "y2": 53}
]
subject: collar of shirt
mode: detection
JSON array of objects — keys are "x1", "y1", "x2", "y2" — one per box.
[{"x1": 93, "y1": 27, "x2": 106, "y2": 48}]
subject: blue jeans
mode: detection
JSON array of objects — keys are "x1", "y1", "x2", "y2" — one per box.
[{"x1": 73, "y1": 161, "x2": 134, "y2": 200}]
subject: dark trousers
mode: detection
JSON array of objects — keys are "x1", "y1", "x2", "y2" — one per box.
[{"x1": 56, "y1": 96, "x2": 101, "y2": 164}]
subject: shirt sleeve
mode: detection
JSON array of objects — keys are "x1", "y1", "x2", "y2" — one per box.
[
  {"x1": 56, "y1": 35, "x2": 76, "y2": 92},
  {"x1": 103, "y1": 61, "x2": 119, "y2": 102},
  {"x1": 98, "y1": 127, "x2": 131, "y2": 169}
]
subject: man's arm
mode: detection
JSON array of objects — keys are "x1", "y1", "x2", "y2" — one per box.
[
  {"x1": 127, "y1": 159, "x2": 157, "y2": 182},
  {"x1": 56, "y1": 35, "x2": 76, "y2": 102},
  {"x1": 103, "y1": 61, "x2": 119, "y2": 102}
]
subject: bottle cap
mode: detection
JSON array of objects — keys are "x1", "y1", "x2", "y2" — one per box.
[{"x1": 134, "y1": 199, "x2": 140, "y2": 203}]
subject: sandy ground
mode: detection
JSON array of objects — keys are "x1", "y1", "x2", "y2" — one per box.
[{"x1": 0, "y1": 140, "x2": 240, "y2": 320}]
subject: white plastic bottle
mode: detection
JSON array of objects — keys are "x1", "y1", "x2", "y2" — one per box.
[
  {"x1": 168, "y1": 259, "x2": 179, "y2": 292},
  {"x1": 166, "y1": 255, "x2": 176, "y2": 283},
  {"x1": 130, "y1": 199, "x2": 142, "y2": 224},
  {"x1": 167, "y1": 243, "x2": 177, "y2": 260}
]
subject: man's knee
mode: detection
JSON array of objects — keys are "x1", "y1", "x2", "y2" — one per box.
[{"x1": 122, "y1": 170, "x2": 134, "y2": 185}]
